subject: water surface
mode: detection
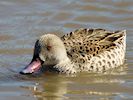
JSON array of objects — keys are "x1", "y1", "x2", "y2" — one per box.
[{"x1": 0, "y1": 0, "x2": 133, "y2": 100}]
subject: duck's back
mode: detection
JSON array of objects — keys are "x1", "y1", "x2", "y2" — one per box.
[{"x1": 61, "y1": 28, "x2": 126, "y2": 72}]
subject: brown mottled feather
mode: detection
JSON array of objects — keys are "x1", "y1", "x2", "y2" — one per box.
[{"x1": 61, "y1": 28, "x2": 126, "y2": 64}]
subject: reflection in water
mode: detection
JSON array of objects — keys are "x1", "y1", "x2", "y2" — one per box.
[{"x1": 24, "y1": 65, "x2": 128, "y2": 100}]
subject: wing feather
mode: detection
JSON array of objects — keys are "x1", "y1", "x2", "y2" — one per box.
[{"x1": 61, "y1": 28, "x2": 126, "y2": 62}]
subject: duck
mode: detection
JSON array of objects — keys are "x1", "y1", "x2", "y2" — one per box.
[{"x1": 20, "y1": 28, "x2": 126, "y2": 75}]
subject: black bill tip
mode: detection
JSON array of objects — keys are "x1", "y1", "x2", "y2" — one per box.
[{"x1": 19, "y1": 70, "x2": 33, "y2": 75}]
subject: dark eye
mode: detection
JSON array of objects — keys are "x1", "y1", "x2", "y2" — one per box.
[{"x1": 47, "y1": 45, "x2": 51, "y2": 51}]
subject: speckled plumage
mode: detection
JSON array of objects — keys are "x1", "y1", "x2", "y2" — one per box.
[
  {"x1": 35, "y1": 28, "x2": 126, "y2": 74},
  {"x1": 61, "y1": 28, "x2": 126, "y2": 73}
]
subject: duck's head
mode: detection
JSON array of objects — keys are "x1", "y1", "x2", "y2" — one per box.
[{"x1": 20, "y1": 34, "x2": 68, "y2": 75}]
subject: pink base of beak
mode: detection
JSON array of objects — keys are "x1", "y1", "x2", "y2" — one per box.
[{"x1": 20, "y1": 59, "x2": 42, "y2": 74}]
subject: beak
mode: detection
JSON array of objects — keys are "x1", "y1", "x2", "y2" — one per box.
[{"x1": 20, "y1": 58, "x2": 43, "y2": 75}]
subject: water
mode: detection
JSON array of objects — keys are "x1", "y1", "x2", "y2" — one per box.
[{"x1": 0, "y1": 0, "x2": 133, "y2": 100}]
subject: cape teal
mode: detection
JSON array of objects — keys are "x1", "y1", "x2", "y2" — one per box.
[{"x1": 20, "y1": 28, "x2": 126, "y2": 74}]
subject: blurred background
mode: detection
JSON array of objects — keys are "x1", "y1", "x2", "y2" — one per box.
[{"x1": 0, "y1": 0, "x2": 133, "y2": 100}]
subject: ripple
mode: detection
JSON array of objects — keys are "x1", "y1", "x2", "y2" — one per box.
[{"x1": 0, "y1": 0, "x2": 133, "y2": 100}]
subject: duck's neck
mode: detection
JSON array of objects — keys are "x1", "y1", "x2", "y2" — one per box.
[{"x1": 53, "y1": 57, "x2": 77, "y2": 74}]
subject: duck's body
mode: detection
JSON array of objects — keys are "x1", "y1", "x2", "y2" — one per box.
[
  {"x1": 20, "y1": 28, "x2": 126, "y2": 75},
  {"x1": 61, "y1": 28, "x2": 126, "y2": 73}
]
